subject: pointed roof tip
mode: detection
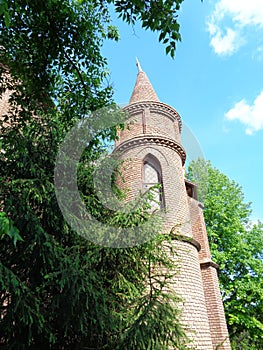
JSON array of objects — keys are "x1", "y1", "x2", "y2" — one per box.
[
  {"x1": 129, "y1": 60, "x2": 159, "y2": 104},
  {"x1": 136, "y1": 57, "x2": 143, "y2": 72}
]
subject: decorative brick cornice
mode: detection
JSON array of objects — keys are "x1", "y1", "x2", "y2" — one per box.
[
  {"x1": 172, "y1": 234, "x2": 201, "y2": 252},
  {"x1": 114, "y1": 135, "x2": 186, "y2": 165},
  {"x1": 200, "y1": 259, "x2": 219, "y2": 269},
  {"x1": 123, "y1": 101, "x2": 182, "y2": 132}
]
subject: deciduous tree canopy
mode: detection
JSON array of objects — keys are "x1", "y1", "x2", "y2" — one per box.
[{"x1": 0, "y1": 1, "x2": 191, "y2": 349}]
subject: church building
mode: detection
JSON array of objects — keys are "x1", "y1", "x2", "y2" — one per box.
[{"x1": 114, "y1": 61, "x2": 231, "y2": 349}]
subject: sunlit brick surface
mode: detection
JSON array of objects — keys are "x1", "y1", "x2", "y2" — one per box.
[{"x1": 114, "y1": 68, "x2": 231, "y2": 349}]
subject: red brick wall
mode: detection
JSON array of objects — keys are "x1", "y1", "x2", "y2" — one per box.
[
  {"x1": 114, "y1": 101, "x2": 219, "y2": 349},
  {"x1": 189, "y1": 197, "x2": 231, "y2": 349}
]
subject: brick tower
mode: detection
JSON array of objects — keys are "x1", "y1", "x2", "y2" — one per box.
[{"x1": 114, "y1": 61, "x2": 231, "y2": 349}]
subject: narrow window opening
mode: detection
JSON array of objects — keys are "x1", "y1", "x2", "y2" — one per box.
[{"x1": 143, "y1": 156, "x2": 164, "y2": 210}]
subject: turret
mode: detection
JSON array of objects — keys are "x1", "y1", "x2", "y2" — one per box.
[{"x1": 114, "y1": 60, "x2": 231, "y2": 349}]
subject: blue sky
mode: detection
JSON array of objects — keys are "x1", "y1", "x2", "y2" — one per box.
[{"x1": 102, "y1": 0, "x2": 263, "y2": 222}]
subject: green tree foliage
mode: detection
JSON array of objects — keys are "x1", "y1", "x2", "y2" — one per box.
[
  {"x1": 0, "y1": 0, "x2": 116, "y2": 121},
  {"x1": 188, "y1": 159, "x2": 263, "y2": 349},
  {"x1": 0, "y1": 212, "x2": 23, "y2": 246},
  {"x1": 0, "y1": 0, "x2": 192, "y2": 349},
  {"x1": 108, "y1": 0, "x2": 184, "y2": 57},
  {"x1": 1, "y1": 0, "x2": 187, "y2": 58}
]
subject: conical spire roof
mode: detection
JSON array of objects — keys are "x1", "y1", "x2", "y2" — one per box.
[{"x1": 129, "y1": 59, "x2": 159, "y2": 104}]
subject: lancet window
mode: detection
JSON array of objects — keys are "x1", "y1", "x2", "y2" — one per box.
[{"x1": 143, "y1": 155, "x2": 164, "y2": 209}]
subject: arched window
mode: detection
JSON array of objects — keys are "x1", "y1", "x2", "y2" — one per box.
[{"x1": 143, "y1": 155, "x2": 164, "y2": 210}]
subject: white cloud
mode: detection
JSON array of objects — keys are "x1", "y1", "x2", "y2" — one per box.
[
  {"x1": 225, "y1": 91, "x2": 263, "y2": 134},
  {"x1": 207, "y1": 0, "x2": 263, "y2": 55},
  {"x1": 210, "y1": 27, "x2": 240, "y2": 55},
  {"x1": 217, "y1": 0, "x2": 263, "y2": 27},
  {"x1": 252, "y1": 46, "x2": 263, "y2": 61}
]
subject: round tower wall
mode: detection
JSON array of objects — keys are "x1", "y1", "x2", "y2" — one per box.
[
  {"x1": 113, "y1": 99, "x2": 214, "y2": 349},
  {"x1": 115, "y1": 110, "x2": 144, "y2": 148},
  {"x1": 116, "y1": 102, "x2": 181, "y2": 148},
  {"x1": 115, "y1": 144, "x2": 213, "y2": 349},
  {"x1": 113, "y1": 66, "x2": 230, "y2": 349},
  {"x1": 146, "y1": 111, "x2": 180, "y2": 141},
  {"x1": 174, "y1": 240, "x2": 214, "y2": 349},
  {"x1": 115, "y1": 143, "x2": 192, "y2": 238}
]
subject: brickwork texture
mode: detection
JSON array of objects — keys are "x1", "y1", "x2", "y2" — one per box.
[{"x1": 115, "y1": 67, "x2": 231, "y2": 349}]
